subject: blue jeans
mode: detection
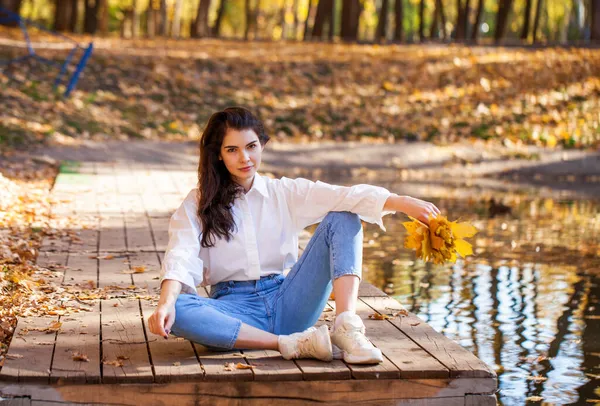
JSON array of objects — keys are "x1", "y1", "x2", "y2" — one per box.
[{"x1": 169, "y1": 211, "x2": 363, "y2": 350}]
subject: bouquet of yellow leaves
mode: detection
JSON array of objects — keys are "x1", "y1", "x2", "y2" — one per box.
[{"x1": 402, "y1": 215, "x2": 477, "y2": 264}]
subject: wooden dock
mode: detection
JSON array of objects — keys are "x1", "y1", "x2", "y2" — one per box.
[{"x1": 0, "y1": 161, "x2": 497, "y2": 405}]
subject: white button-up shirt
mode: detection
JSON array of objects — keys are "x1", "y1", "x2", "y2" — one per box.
[{"x1": 159, "y1": 173, "x2": 396, "y2": 296}]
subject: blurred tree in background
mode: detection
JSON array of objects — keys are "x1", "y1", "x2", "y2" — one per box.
[{"x1": 1, "y1": 0, "x2": 599, "y2": 44}]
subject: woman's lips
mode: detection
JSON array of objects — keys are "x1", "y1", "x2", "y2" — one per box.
[{"x1": 239, "y1": 166, "x2": 253, "y2": 172}]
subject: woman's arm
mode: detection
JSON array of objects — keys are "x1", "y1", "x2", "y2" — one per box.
[
  {"x1": 158, "y1": 188, "x2": 205, "y2": 296},
  {"x1": 384, "y1": 194, "x2": 441, "y2": 225},
  {"x1": 159, "y1": 279, "x2": 182, "y2": 306}
]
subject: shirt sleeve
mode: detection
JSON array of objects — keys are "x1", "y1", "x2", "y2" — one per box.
[
  {"x1": 159, "y1": 188, "x2": 204, "y2": 296},
  {"x1": 279, "y1": 177, "x2": 396, "y2": 232}
]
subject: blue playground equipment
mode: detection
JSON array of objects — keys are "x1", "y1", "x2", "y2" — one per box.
[{"x1": 0, "y1": 6, "x2": 93, "y2": 97}]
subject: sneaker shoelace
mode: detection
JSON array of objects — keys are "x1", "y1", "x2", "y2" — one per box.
[
  {"x1": 295, "y1": 334, "x2": 316, "y2": 358},
  {"x1": 340, "y1": 325, "x2": 374, "y2": 351}
]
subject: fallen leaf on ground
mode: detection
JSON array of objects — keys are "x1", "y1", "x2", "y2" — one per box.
[
  {"x1": 368, "y1": 313, "x2": 391, "y2": 320},
  {"x1": 72, "y1": 352, "x2": 90, "y2": 362}
]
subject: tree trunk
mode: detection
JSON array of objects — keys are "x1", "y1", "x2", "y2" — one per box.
[
  {"x1": 592, "y1": 0, "x2": 600, "y2": 40},
  {"x1": 147, "y1": 6, "x2": 155, "y2": 37},
  {"x1": 430, "y1": 0, "x2": 439, "y2": 38},
  {"x1": 244, "y1": 0, "x2": 252, "y2": 39},
  {"x1": 98, "y1": 0, "x2": 108, "y2": 34},
  {"x1": 521, "y1": 0, "x2": 532, "y2": 40},
  {"x1": 328, "y1": 0, "x2": 335, "y2": 40},
  {"x1": 394, "y1": 0, "x2": 403, "y2": 41},
  {"x1": 340, "y1": 0, "x2": 360, "y2": 41},
  {"x1": 558, "y1": 1, "x2": 571, "y2": 42},
  {"x1": 83, "y1": 0, "x2": 98, "y2": 34},
  {"x1": 313, "y1": 0, "x2": 333, "y2": 39},
  {"x1": 171, "y1": 0, "x2": 183, "y2": 37},
  {"x1": 532, "y1": 0, "x2": 543, "y2": 42},
  {"x1": 160, "y1": 0, "x2": 168, "y2": 36},
  {"x1": 292, "y1": 0, "x2": 299, "y2": 39},
  {"x1": 254, "y1": 0, "x2": 261, "y2": 39},
  {"x1": 279, "y1": 1, "x2": 286, "y2": 39},
  {"x1": 303, "y1": 0, "x2": 315, "y2": 39},
  {"x1": 213, "y1": 0, "x2": 227, "y2": 36},
  {"x1": 132, "y1": 0, "x2": 139, "y2": 37},
  {"x1": 376, "y1": 0, "x2": 389, "y2": 41},
  {"x1": 68, "y1": 0, "x2": 78, "y2": 32},
  {"x1": 471, "y1": 0, "x2": 484, "y2": 40},
  {"x1": 494, "y1": 0, "x2": 514, "y2": 43},
  {"x1": 463, "y1": 0, "x2": 471, "y2": 38},
  {"x1": 455, "y1": 0, "x2": 465, "y2": 39},
  {"x1": 120, "y1": 8, "x2": 133, "y2": 37},
  {"x1": 53, "y1": 0, "x2": 70, "y2": 31},
  {"x1": 193, "y1": 0, "x2": 212, "y2": 37},
  {"x1": 418, "y1": 0, "x2": 425, "y2": 41}
]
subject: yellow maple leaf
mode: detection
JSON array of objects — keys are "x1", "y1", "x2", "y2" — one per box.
[{"x1": 403, "y1": 215, "x2": 477, "y2": 264}]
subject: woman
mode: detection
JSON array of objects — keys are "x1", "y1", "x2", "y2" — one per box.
[{"x1": 148, "y1": 107, "x2": 441, "y2": 364}]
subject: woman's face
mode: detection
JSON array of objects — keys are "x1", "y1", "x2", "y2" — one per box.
[{"x1": 219, "y1": 128, "x2": 264, "y2": 186}]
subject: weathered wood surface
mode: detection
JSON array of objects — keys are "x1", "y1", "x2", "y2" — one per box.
[
  {"x1": 0, "y1": 379, "x2": 497, "y2": 405},
  {"x1": 0, "y1": 161, "x2": 497, "y2": 405}
]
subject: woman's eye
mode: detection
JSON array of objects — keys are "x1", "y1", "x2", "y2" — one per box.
[{"x1": 249, "y1": 144, "x2": 257, "y2": 149}]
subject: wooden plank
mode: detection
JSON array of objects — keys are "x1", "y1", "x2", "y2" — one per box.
[
  {"x1": 124, "y1": 214, "x2": 155, "y2": 252},
  {"x1": 39, "y1": 188, "x2": 73, "y2": 253},
  {"x1": 192, "y1": 343, "x2": 254, "y2": 382},
  {"x1": 97, "y1": 253, "x2": 131, "y2": 289},
  {"x1": 50, "y1": 250, "x2": 100, "y2": 384},
  {"x1": 129, "y1": 252, "x2": 204, "y2": 383},
  {"x1": 1, "y1": 378, "x2": 498, "y2": 403},
  {"x1": 465, "y1": 394, "x2": 498, "y2": 405},
  {"x1": 141, "y1": 192, "x2": 171, "y2": 218},
  {"x1": 50, "y1": 301, "x2": 101, "y2": 384},
  {"x1": 241, "y1": 349, "x2": 303, "y2": 381},
  {"x1": 35, "y1": 252, "x2": 68, "y2": 279},
  {"x1": 354, "y1": 299, "x2": 447, "y2": 379},
  {"x1": 0, "y1": 398, "x2": 31, "y2": 406},
  {"x1": 71, "y1": 218, "x2": 99, "y2": 254},
  {"x1": 101, "y1": 297, "x2": 153, "y2": 384},
  {"x1": 358, "y1": 281, "x2": 388, "y2": 297},
  {"x1": 0, "y1": 315, "x2": 58, "y2": 383},
  {"x1": 294, "y1": 303, "x2": 351, "y2": 381},
  {"x1": 98, "y1": 215, "x2": 126, "y2": 253},
  {"x1": 361, "y1": 296, "x2": 496, "y2": 379},
  {"x1": 318, "y1": 300, "x2": 403, "y2": 380},
  {"x1": 148, "y1": 217, "x2": 170, "y2": 252},
  {"x1": 0, "y1": 251, "x2": 70, "y2": 383},
  {"x1": 63, "y1": 252, "x2": 97, "y2": 288},
  {"x1": 98, "y1": 253, "x2": 152, "y2": 383}
]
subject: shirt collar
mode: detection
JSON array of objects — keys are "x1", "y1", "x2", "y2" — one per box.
[{"x1": 247, "y1": 172, "x2": 268, "y2": 198}]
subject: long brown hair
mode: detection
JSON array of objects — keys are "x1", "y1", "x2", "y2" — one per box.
[{"x1": 197, "y1": 107, "x2": 270, "y2": 248}]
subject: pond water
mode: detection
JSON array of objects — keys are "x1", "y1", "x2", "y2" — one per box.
[{"x1": 354, "y1": 188, "x2": 600, "y2": 405}]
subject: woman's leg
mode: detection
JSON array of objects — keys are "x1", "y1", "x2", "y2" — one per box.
[
  {"x1": 272, "y1": 211, "x2": 363, "y2": 335},
  {"x1": 170, "y1": 292, "x2": 331, "y2": 360},
  {"x1": 235, "y1": 323, "x2": 278, "y2": 350},
  {"x1": 170, "y1": 293, "x2": 279, "y2": 350}
]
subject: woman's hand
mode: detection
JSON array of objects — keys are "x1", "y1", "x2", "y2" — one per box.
[
  {"x1": 396, "y1": 196, "x2": 441, "y2": 226},
  {"x1": 148, "y1": 302, "x2": 176, "y2": 339}
]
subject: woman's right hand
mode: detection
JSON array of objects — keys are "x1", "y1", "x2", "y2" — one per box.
[{"x1": 148, "y1": 302, "x2": 176, "y2": 339}]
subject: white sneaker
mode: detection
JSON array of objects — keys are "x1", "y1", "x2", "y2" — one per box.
[
  {"x1": 332, "y1": 343, "x2": 344, "y2": 360},
  {"x1": 330, "y1": 311, "x2": 383, "y2": 364},
  {"x1": 278, "y1": 325, "x2": 333, "y2": 361}
]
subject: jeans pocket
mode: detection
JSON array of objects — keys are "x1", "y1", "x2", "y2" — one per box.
[
  {"x1": 210, "y1": 286, "x2": 230, "y2": 299},
  {"x1": 275, "y1": 274, "x2": 285, "y2": 285}
]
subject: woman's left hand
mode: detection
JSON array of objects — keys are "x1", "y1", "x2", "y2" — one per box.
[{"x1": 399, "y1": 196, "x2": 441, "y2": 226}]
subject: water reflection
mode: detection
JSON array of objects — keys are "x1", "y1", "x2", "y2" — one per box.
[{"x1": 357, "y1": 194, "x2": 600, "y2": 405}]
